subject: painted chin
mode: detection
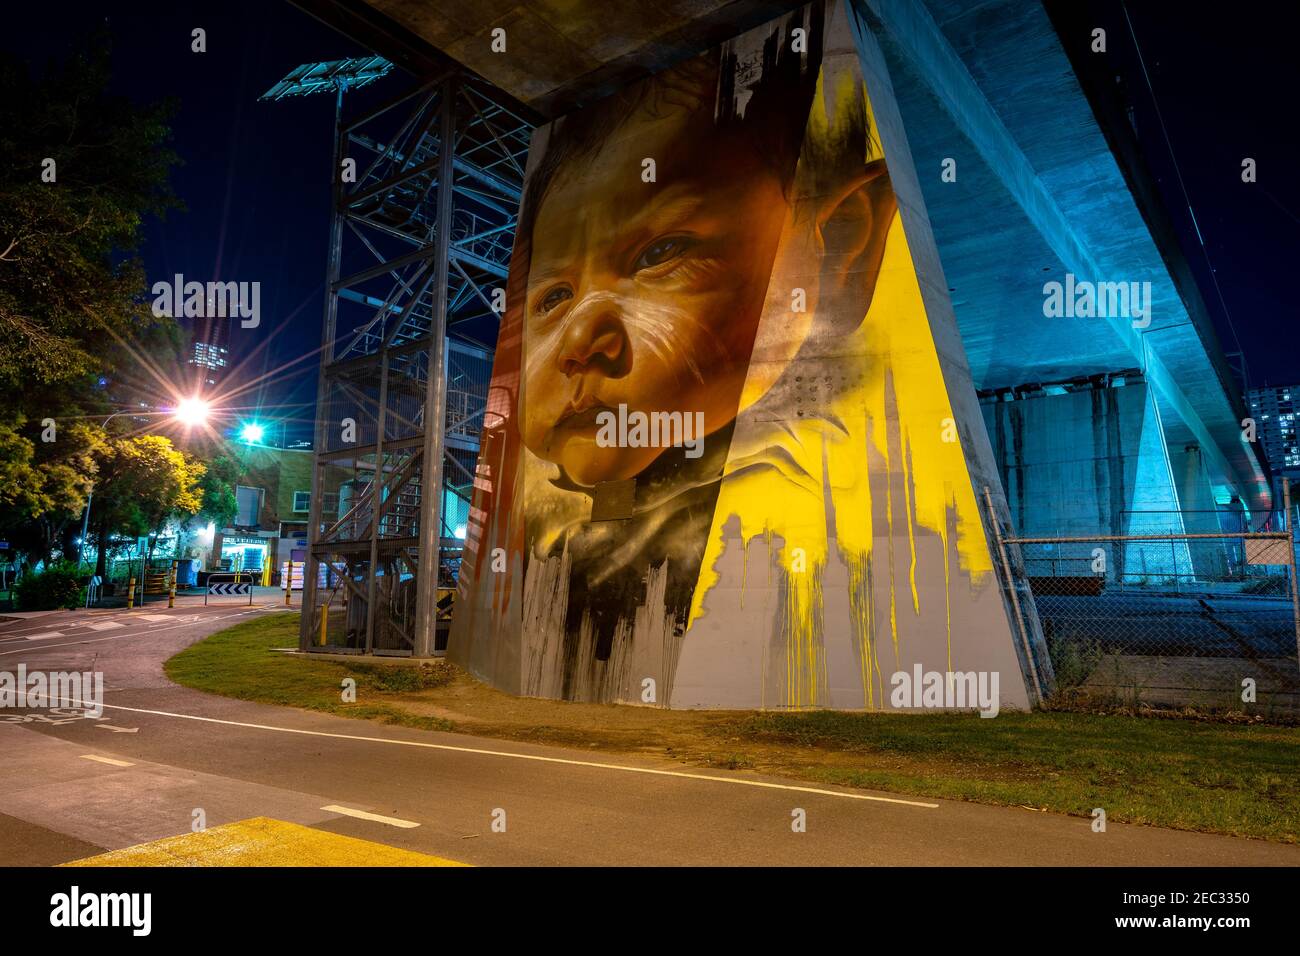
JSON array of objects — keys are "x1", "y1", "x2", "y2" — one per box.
[{"x1": 557, "y1": 439, "x2": 647, "y2": 486}]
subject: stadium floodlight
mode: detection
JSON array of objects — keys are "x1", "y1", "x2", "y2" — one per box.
[{"x1": 258, "y1": 55, "x2": 393, "y2": 102}]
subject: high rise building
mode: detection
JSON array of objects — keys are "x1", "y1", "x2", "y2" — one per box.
[
  {"x1": 189, "y1": 315, "x2": 231, "y2": 389},
  {"x1": 1246, "y1": 385, "x2": 1300, "y2": 503}
]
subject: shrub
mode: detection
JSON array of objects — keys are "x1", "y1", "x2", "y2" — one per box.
[{"x1": 14, "y1": 561, "x2": 85, "y2": 611}]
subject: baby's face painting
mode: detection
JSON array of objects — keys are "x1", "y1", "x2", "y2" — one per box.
[{"x1": 521, "y1": 92, "x2": 790, "y2": 487}]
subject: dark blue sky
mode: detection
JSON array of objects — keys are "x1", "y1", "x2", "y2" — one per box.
[
  {"x1": 5, "y1": 0, "x2": 1299, "y2": 448},
  {"x1": 4, "y1": 0, "x2": 368, "y2": 445},
  {"x1": 1092, "y1": 0, "x2": 1300, "y2": 391}
]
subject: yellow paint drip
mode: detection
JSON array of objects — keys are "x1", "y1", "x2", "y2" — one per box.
[{"x1": 688, "y1": 61, "x2": 992, "y2": 709}]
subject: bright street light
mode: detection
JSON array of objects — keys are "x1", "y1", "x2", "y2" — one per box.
[
  {"x1": 174, "y1": 397, "x2": 211, "y2": 427},
  {"x1": 240, "y1": 422, "x2": 265, "y2": 444}
]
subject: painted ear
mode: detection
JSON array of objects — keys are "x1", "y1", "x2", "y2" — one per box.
[{"x1": 816, "y1": 158, "x2": 897, "y2": 329}]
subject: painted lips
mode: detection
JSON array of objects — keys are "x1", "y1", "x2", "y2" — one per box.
[{"x1": 555, "y1": 403, "x2": 614, "y2": 431}]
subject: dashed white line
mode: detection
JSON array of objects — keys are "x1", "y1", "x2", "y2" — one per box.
[
  {"x1": 321, "y1": 805, "x2": 420, "y2": 829},
  {"x1": 23, "y1": 632, "x2": 64, "y2": 641},
  {"x1": 80, "y1": 754, "x2": 134, "y2": 768}
]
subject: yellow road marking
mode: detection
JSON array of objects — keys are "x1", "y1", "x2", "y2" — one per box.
[{"x1": 61, "y1": 817, "x2": 468, "y2": 867}]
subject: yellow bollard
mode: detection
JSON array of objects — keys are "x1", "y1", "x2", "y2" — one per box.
[
  {"x1": 126, "y1": 575, "x2": 136, "y2": 609},
  {"x1": 285, "y1": 559, "x2": 293, "y2": 606},
  {"x1": 318, "y1": 602, "x2": 328, "y2": 646}
]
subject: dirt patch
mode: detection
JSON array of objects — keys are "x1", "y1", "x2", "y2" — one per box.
[{"x1": 369, "y1": 661, "x2": 1040, "y2": 787}]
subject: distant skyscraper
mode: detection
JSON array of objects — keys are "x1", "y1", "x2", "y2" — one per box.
[
  {"x1": 189, "y1": 314, "x2": 231, "y2": 389},
  {"x1": 1246, "y1": 385, "x2": 1300, "y2": 502}
]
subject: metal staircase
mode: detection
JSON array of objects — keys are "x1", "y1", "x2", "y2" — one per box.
[{"x1": 265, "y1": 61, "x2": 530, "y2": 655}]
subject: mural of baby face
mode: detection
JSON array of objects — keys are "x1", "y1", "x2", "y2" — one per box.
[{"x1": 521, "y1": 86, "x2": 792, "y2": 487}]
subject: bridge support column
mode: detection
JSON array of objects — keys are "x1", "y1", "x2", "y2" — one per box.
[{"x1": 981, "y1": 375, "x2": 1193, "y2": 584}]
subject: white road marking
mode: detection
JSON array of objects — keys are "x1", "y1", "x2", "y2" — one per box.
[
  {"x1": 139, "y1": 614, "x2": 173, "y2": 622},
  {"x1": 57, "y1": 699, "x2": 940, "y2": 809},
  {"x1": 24, "y1": 632, "x2": 64, "y2": 641},
  {"x1": 0, "y1": 613, "x2": 245, "y2": 657},
  {"x1": 85, "y1": 621, "x2": 125, "y2": 631},
  {"x1": 321, "y1": 805, "x2": 420, "y2": 829},
  {"x1": 0, "y1": 621, "x2": 86, "y2": 637},
  {"x1": 80, "y1": 754, "x2": 134, "y2": 767},
  {"x1": 96, "y1": 725, "x2": 139, "y2": 734},
  {"x1": 0, "y1": 636, "x2": 126, "y2": 657}
]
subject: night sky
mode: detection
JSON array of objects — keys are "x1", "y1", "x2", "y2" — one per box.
[
  {"x1": 4, "y1": 0, "x2": 1298, "y2": 447},
  {"x1": 1069, "y1": 0, "x2": 1300, "y2": 391},
  {"x1": 4, "y1": 0, "x2": 369, "y2": 445}
]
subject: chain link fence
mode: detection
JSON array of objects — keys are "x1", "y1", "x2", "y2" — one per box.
[{"x1": 991, "y1": 495, "x2": 1300, "y2": 715}]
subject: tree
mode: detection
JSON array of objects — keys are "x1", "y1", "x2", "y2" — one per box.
[
  {"x1": 90, "y1": 435, "x2": 203, "y2": 576},
  {"x1": 0, "y1": 415, "x2": 102, "y2": 567},
  {"x1": 0, "y1": 32, "x2": 181, "y2": 402},
  {"x1": 195, "y1": 455, "x2": 240, "y2": 530},
  {"x1": 0, "y1": 32, "x2": 184, "y2": 570}
]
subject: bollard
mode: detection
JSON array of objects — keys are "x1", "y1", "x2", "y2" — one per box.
[
  {"x1": 168, "y1": 561, "x2": 177, "y2": 608},
  {"x1": 285, "y1": 559, "x2": 293, "y2": 606},
  {"x1": 318, "y1": 602, "x2": 328, "y2": 646},
  {"x1": 126, "y1": 575, "x2": 136, "y2": 609}
]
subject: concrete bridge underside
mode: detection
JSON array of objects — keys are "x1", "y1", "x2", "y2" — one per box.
[{"x1": 296, "y1": 0, "x2": 1271, "y2": 535}]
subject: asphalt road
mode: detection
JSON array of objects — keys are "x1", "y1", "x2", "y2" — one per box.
[{"x1": 2, "y1": 598, "x2": 1297, "y2": 866}]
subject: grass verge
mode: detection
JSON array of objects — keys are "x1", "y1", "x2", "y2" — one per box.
[
  {"x1": 164, "y1": 613, "x2": 454, "y2": 733},
  {"x1": 166, "y1": 612, "x2": 1300, "y2": 843}
]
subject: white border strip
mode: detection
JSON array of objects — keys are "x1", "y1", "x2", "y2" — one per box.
[{"x1": 62, "y1": 700, "x2": 940, "y2": 809}]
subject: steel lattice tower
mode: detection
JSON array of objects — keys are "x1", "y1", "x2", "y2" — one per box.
[{"x1": 263, "y1": 56, "x2": 531, "y2": 655}]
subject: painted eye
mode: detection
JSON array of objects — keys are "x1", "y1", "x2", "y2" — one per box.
[
  {"x1": 538, "y1": 285, "x2": 572, "y2": 314},
  {"x1": 635, "y1": 235, "x2": 691, "y2": 271}
]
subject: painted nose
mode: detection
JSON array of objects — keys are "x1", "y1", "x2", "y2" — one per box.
[{"x1": 556, "y1": 298, "x2": 631, "y2": 378}]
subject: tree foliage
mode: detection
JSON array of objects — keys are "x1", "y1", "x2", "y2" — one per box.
[
  {"x1": 0, "y1": 416, "x2": 102, "y2": 561},
  {"x1": 93, "y1": 435, "x2": 205, "y2": 544},
  {"x1": 196, "y1": 455, "x2": 240, "y2": 529},
  {"x1": 0, "y1": 32, "x2": 185, "y2": 570},
  {"x1": 0, "y1": 32, "x2": 181, "y2": 398}
]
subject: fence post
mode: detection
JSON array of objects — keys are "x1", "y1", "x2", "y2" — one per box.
[
  {"x1": 1285, "y1": 478, "x2": 1300, "y2": 663},
  {"x1": 982, "y1": 486, "x2": 1044, "y2": 705}
]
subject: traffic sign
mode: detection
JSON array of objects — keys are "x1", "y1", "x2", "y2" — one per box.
[
  {"x1": 208, "y1": 582, "x2": 250, "y2": 595},
  {"x1": 205, "y1": 577, "x2": 255, "y2": 605}
]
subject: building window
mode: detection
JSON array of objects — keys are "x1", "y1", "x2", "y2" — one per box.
[
  {"x1": 293, "y1": 491, "x2": 310, "y2": 513},
  {"x1": 235, "y1": 485, "x2": 262, "y2": 527}
]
